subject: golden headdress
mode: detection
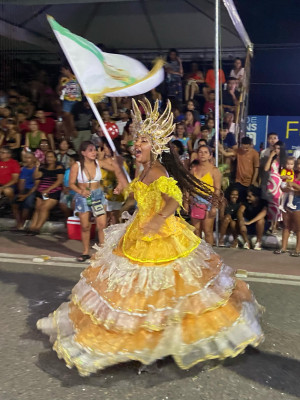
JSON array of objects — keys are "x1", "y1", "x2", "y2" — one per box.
[{"x1": 131, "y1": 98, "x2": 175, "y2": 156}]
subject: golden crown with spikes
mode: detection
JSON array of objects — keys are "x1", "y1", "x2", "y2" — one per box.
[{"x1": 131, "y1": 98, "x2": 175, "y2": 156}]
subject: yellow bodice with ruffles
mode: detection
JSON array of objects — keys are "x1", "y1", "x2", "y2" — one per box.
[{"x1": 119, "y1": 176, "x2": 201, "y2": 264}]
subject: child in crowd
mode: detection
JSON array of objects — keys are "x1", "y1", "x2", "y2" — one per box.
[
  {"x1": 59, "y1": 153, "x2": 79, "y2": 218},
  {"x1": 279, "y1": 156, "x2": 296, "y2": 211},
  {"x1": 219, "y1": 187, "x2": 241, "y2": 247},
  {"x1": 237, "y1": 185, "x2": 267, "y2": 250}
]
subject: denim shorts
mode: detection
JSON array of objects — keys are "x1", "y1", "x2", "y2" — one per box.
[
  {"x1": 62, "y1": 100, "x2": 76, "y2": 113},
  {"x1": 290, "y1": 195, "x2": 300, "y2": 211},
  {"x1": 74, "y1": 188, "x2": 106, "y2": 214}
]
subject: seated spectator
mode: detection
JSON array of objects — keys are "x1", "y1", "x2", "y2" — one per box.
[
  {"x1": 101, "y1": 109, "x2": 119, "y2": 140},
  {"x1": 17, "y1": 94, "x2": 35, "y2": 118},
  {"x1": 219, "y1": 187, "x2": 241, "y2": 247},
  {"x1": 55, "y1": 138, "x2": 76, "y2": 169},
  {"x1": 0, "y1": 146, "x2": 20, "y2": 203},
  {"x1": 237, "y1": 185, "x2": 267, "y2": 250},
  {"x1": 185, "y1": 99, "x2": 200, "y2": 121},
  {"x1": 115, "y1": 108, "x2": 130, "y2": 135},
  {"x1": 1, "y1": 118, "x2": 21, "y2": 160},
  {"x1": 172, "y1": 105, "x2": 185, "y2": 123},
  {"x1": 206, "y1": 117, "x2": 215, "y2": 141},
  {"x1": 222, "y1": 77, "x2": 239, "y2": 114},
  {"x1": 16, "y1": 111, "x2": 29, "y2": 138},
  {"x1": 0, "y1": 89, "x2": 8, "y2": 108},
  {"x1": 172, "y1": 122, "x2": 192, "y2": 157},
  {"x1": 171, "y1": 140, "x2": 189, "y2": 169},
  {"x1": 0, "y1": 106, "x2": 13, "y2": 133},
  {"x1": 35, "y1": 109, "x2": 55, "y2": 150},
  {"x1": 209, "y1": 122, "x2": 237, "y2": 151},
  {"x1": 190, "y1": 138, "x2": 208, "y2": 163},
  {"x1": 25, "y1": 119, "x2": 46, "y2": 151},
  {"x1": 184, "y1": 110, "x2": 200, "y2": 141},
  {"x1": 193, "y1": 126, "x2": 209, "y2": 151},
  {"x1": 190, "y1": 145, "x2": 222, "y2": 245},
  {"x1": 149, "y1": 88, "x2": 163, "y2": 111},
  {"x1": 34, "y1": 139, "x2": 51, "y2": 165},
  {"x1": 12, "y1": 152, "x2": 37, "y2": 230},
  {"x1": 184, "y1": 62, "x2": 205, "y2": 102},
  {"x1": 220, "y1": 136, "x2": 259, "y2": 201},
  {"x1": 229, "y1": 58, "x2": 245, "y2": 89},
  {"x1": 203, "y1": 90, "x2": 215, "y2": 115},
  {"x1": 27, "y1": 151, "x2": 64, "y2": 235},
  {"x1": 72, "y1": 98, "x2": 93, "y2": 151},
  {"x1": 59, "y1": 153, "x2": 79, "y2": 218},
  {"x1": 223, "y1": 111, "x2": 236, "y2": 134}
]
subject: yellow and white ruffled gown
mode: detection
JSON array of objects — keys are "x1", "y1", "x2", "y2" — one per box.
[{"x1": 37, "y1": 176, "x2": 264, "y2": 376}]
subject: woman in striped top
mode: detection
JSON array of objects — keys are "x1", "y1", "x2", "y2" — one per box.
[{"x1": 27, "y1": 151, "x2": 64, "y2": 235}]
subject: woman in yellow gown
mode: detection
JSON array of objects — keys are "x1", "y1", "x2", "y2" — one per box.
[{"x1": 37, "y1": 99, "x2": 264, "y2": 376}]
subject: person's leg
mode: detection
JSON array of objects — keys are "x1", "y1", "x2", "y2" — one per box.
[
  {"x1": 278, "y1": 211, "x2": 291, "y2": 252},
  {"x1": 279, "y1": 192, "x2": 288, "y2": 212},
  {"x1": 185, "y1": 83, "x2": 190, "y2": 102},
  {"x1": 292, "y1": 211, "x2": 300, "y2": 253},
  {"x1": 3, "y1": 187, "x2": 14, "y2": 201},
  {"x1": 202, "y1": 217, "x2": 215, "y2": 245},
  {"x1": 190, "y1": 82, "x2": 199, "y2": 100},
  {"x1": 59, "y1": 201, "x2": 72, "y2": 219},
  {"x1": 238, "y1": 216, "x2": 251, "y2": 248},
  {"x1": 229, "y1": 220, "x2": 238, "y2": 247},
  {"x1": 33, "y1": 198, "x2": 58, "y2": 231},
  {"x1": 287, "y1": 191, "x2": 296, "y2": 209},
  {"x1": 29, "y1": 197, "x2": 43, "y2": 230},
  {"x1": 255, "y1": 219, "x2": 265, "y2": 243},
  {"x1": 191, "y1": 218, "x2": 201, "y2": 237},
  {"x1": 219, "y1": 215, "x2": 232, "y2": 245},
  {"x1": 12, "y1": 202, "x2": 22, "y2": 229},
  {"x1": 96, "y1": 213, "x2": 107, "y2": 245},
  {"x1": 79, "y1": 212, "x2": 91, "y2": 255}
]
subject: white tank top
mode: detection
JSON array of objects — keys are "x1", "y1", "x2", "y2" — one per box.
[{"x1": 76, "y1": 160, "x2": 102, "y2": 183}]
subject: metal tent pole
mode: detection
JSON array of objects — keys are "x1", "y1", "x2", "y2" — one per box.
[{"x1": 215, "y1": 0, "x2": 220, "y2": 247}]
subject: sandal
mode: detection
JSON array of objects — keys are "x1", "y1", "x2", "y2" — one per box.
[
  {"x1": 273, "y1": 249, "x2": 287, "y2": 254},
  {"x1": 76, "y1": 254, "x2": 91, "y2": 262},
  {"x1": 290, "y1": 251, "x2": 300, "y2": 257}
]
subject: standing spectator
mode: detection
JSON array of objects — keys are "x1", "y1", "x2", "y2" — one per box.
[
  {"x1": 165, "y1": 49, "x2": 183, "y2": 103},
  {"x1": 115, "y1": 108, "x2": 130, "y2": 135},
  {"x1": 101, "y1": 109, "x2": 119, "y2": 140},
  {"x1": 220, "y1": 136, "x2": 260, "y2": 201},
  {"x1": 0, "y1": 147, "x2": 20, "y2": 202},
  {"x1": 28, "y1": 151, "x2": 64, "y2": 235},
  {"x1": 12, "y1": 152, "x2": 37, "y2": 230},
  {"x1": 292, "y1": 146, "x2": 300, "y2": 160},
  {"x1": 59, "y1": 65, "x2": 81, "y2": 114},
  {"x1": 25, "y1": 119, "x2": 46, "y2": 151},
  {"x1": 209, "y1": 122, "x2": 237, "y2": 151},
  {"x1": 260, "y1": 132, "x2": 279, "y2": 161},
  {"x1": 274, "y1": 158, "x2": 300, "y2": 257},
  {"x1": 263, "y1": 140, "x2": 286, "y2": 233},
  {"x1": 190, "y1": 145, "x2": 221, "y2": 245},
  {"x1": 229, "y1": 58, "x2": 245, "y2": 88},
  {"x1": 59, "y1": 153, "x2": 78, "y2": 219},
  {"x1": 222, "y1": 78, "x2": 239, "y2": 114},
  {"x1": 71, "y1": 98, "x2": 93, "y2": 151},
  {"x1": 35, "y1": 109, "x2": 55, "y2": 150},
  {"x1": 184, "y1": 62, "x2": 204, "y2": 102},
  {"x1": 204, "y1": 62, "x2": 226, "y2": 100},
  {"x1": 237, "y1": 186, "x2": 267, "y2": 250},
  {"x1": 34, "y1": 139, "x2": 51, "y2": 165},
  {"x1": 120, "y1": 121, "x2": 134, "y2": 152},
  {"x1": 55, "y1": 139, "x2": 76, "y2": 169}
]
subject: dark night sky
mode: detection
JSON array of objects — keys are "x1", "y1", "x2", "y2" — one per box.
[{"x1": 235, "y1": 0, "x2": 300, "y2": 115}]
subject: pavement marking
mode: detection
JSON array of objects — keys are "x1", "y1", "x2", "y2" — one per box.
[
  {"x1": 0, "y1": 256, "x2": 85, "y2": 269},
  {"x1": 0, "y1": 252, "x2": 77, "y2": 263},
  {"x1": 244, "y1": 277, "x2": 300, "y2": 286}
]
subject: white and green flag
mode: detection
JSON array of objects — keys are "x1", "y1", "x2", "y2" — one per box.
[{"x1": 47, "y1": 16, "x2": 164, "y2": 101}]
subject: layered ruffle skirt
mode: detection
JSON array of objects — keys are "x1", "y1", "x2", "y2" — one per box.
[{"x1": 37, "y1": 217, "x2": 264, "y2": 376}]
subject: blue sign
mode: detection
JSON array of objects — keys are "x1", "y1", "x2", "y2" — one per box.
[
  {"x1": 267, "y1": 116, "x2": 300, "y2": 154},
  {"x1": 246, "y1": 115, "x2": 267, "y2": 151}
]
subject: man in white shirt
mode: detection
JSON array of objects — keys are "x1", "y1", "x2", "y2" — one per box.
[{"x1": 260, "y1": 132, "x2": 279, "y2": 159}]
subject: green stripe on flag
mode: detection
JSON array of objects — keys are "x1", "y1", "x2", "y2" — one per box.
[{"x1": 48, "y1": 16, "x2": 104, "y2": 63}]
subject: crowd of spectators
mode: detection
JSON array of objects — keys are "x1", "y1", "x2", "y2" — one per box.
[{"x1": 0, "y1": 51, "x2": 300, "y2": 257}]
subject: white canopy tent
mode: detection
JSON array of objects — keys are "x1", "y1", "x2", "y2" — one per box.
[{"x1": 0, "y1": 0, "x2": 251, "y2": 61}]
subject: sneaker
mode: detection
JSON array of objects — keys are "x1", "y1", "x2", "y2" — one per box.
[
  {"x1": 243, "y1": 242, "x2": 250, "y2": 250},
  {"x1": 254, "y1": 242, "x2": 262, "y2": 251}
]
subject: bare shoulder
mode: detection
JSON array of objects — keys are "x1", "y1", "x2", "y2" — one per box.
[
  {"x1": 148, "y1": 164, "x2": 168, "y2": 182},
  {"x1": 212, "y1": 166, "x2": 222, "y2": 178}
]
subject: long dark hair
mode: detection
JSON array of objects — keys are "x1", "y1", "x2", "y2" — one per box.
[
  {"x1": 79, "y1": 141, "x2": 97, "y2": 179},
  {"x1": 161, "y1": 144, "x2": 221, "y2": 205},
  {"x1": 273, "y1": 140, "x2": 286, "y2": 169}
]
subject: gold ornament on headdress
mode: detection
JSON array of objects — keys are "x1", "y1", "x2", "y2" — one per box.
[{"x1": 131, "y1": 98, "x2": 175, "y2": 156}]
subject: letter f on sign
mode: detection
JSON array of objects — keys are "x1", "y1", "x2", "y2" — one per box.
[{"x1": 286, "y1": 121, "x2": 299, "y2": 139}]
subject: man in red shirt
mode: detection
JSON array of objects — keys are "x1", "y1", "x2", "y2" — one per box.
[
  {"x1": 36, "y1": 109, "x2": 56, "y2": 150},
  {"x1": 101, "y1": 109, "x2": 119, "y2": 140},
  {"x1": 0, "y1": 147, "x2": 21, "y2": 201}
]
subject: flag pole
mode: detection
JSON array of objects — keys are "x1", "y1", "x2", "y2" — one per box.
[{"x1": 215, "y1": 0, "x2": 220, "y2": 247}]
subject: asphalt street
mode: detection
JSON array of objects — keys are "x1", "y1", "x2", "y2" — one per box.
[{"x1": 0, "y1": 256, "x2": 299, "y2": 400}]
